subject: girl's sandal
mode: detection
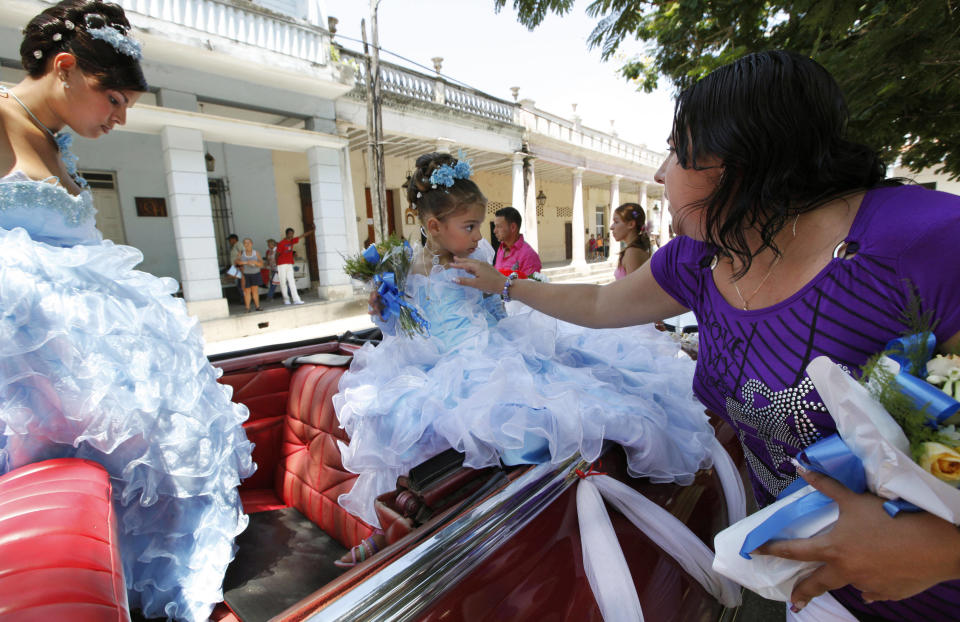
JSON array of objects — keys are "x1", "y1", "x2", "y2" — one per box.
[{"x1": 334, "y1": 531, "x2": 382, "y2": 568}]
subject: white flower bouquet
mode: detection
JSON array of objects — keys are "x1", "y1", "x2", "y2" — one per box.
[{"x1": 713, "y1": 333, "x2": 960, "y2": 601}]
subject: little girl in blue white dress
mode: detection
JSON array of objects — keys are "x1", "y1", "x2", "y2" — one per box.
[
  {"x1": 334, "y1": 152, "x2": 718, "y2": 529},
  {"x1": 0, "y1": 3, "x2": 253, "y2": 620}
]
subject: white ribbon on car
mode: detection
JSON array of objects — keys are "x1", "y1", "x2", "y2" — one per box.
[{"x1": 577, "y1": 437, "x2": 745, "y2": 621}]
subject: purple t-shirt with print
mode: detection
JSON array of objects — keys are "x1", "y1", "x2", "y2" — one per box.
[{"x1": 652, "y1": 185, "x2": 960, "y2": 621}]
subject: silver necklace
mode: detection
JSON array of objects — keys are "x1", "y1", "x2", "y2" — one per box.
[
  {"x1": 0, "y1": 86, "x2": 60, "y2": 150},
  {"x1": 731, "y1": 213, "x2": 800, "y2": 311}
]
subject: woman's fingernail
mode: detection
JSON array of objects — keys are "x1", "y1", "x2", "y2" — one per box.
[
  {"x1": 789, "y1": 457, "x2": 809, "y2": 474},
  {"x1": 790, "y1": 601, "x2": 807, "y2": 613}
]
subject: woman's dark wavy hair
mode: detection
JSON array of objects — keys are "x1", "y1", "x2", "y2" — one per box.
[
  {"x1": 406, "y1": 152, "x2": 486, "y2": 223},
  {"x1": 614, "y1": 202, "x2": 651, "y2": 267},
  {"x1": 20, "y1": 0, "x2": 147, "y2": 92},
  {"x1": 671, "y1": 50, "x2": 888, "y2": 276}
]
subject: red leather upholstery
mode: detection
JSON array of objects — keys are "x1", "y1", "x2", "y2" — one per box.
[
  {"x1": 0, "y1": 459, "x2": 128, "y2": 622},
  {"x1": 223, "y1": 366, "x2": 290, "y2": 493},
  {"x1": 279, "y1": 365, "x2": 375, "y2": 549}
]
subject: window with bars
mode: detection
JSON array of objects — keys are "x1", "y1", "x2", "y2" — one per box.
[
  {"x1": 79, "y1": 171, "x2": 116, "y2": 189},
  {"x1": 209, "y1": 178, "x2": 235, "y2": 270},
  {"x1": 486, "y1": 200, "x2": 503, "y2": 216},
  {"x1": 556, "y1": 206, "x2": 572, "y2": 218}
]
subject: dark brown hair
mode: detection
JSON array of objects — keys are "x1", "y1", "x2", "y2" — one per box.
[
  {"x1": 614, "y1": 202, "x2": 651, "y2": 268},
  {"x1": 406, "y1": 152, "x2": 486, "y2": 224},
  {"x1": 20, "y1": 0, "x2": 147, "y2": 92},
  {"x1": 671, "y1": 50, "x2": 888, "y2": 276}
]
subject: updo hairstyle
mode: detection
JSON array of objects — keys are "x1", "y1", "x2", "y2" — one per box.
[
  {"x1": 614, "y1": 203, "x2": 652, "y2": 259},
  {"x1": 20, "y1": 0, "x2": 148, "y2": 92},
  {"x1": 406, "y1": 152, "x2": 486, "y2": 224}
]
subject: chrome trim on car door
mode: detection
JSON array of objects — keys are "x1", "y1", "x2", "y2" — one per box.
[{"x1": 312, "y1": 453, "x2": 588, "y2": 622}]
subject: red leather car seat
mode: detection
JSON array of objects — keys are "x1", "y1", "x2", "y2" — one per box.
[
  {"x1": 278, "y1": 364, "x2": 374, "y2": 549},
  {"x1": 0, "y1": 458, "x2": 128, "y2": 622}
]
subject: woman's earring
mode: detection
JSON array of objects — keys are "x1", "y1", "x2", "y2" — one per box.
[{"x1": 60, "y1": 74, "x2": 70, "y2": 89}]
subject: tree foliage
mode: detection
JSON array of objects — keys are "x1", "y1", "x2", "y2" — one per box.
[{"x1": 495, "y1": 0, "x2": 960, "y2": 179}]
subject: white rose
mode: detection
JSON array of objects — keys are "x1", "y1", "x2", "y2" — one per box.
[{"x1": 918, "y1": 442, "x2": 960, "y2": 487}]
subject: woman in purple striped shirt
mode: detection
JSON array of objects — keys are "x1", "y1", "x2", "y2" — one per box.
[{"x1": 453, "y1": 50, "x2": 960, "y2": 621}]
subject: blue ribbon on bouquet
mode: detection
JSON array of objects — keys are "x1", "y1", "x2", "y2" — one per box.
[
  {"x1": 372, "y1": 271, "x2": 429, "y2": 332},
  {"x1": 363, "y1": 244, "x2": 381, "y2": 266},
  {"x1": 885, "y1": 335, "x2": 960, "y2": 424},
  {"x1": 739, "y1": 435, "x2": 866, "y2": 559}
]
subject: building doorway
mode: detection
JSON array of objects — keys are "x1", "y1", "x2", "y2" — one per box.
[
  {"x1": 81, "y1": 170, "x2": 125, "y2": 245},
  {"x1": 564, "y1": 222, "x2": 572, "y2": 260},
  {"x1": 364, "y1": 188, "x2": 396, "y2": 244},
  {"x1": 298, "y1": 182, "x2": 319, "y2": 283}
]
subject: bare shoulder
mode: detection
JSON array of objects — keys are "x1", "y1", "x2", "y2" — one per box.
[
  {"x1": 622, "y1": 246, "x2": 652, "y2": 273},
  {"x1": 0, "y1": 98, "x2": 16, "y2": 176},
  {"x1": 0, "y1": 96, "x2": 59, "y2": 182}
]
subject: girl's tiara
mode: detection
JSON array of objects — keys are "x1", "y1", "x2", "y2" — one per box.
[{"x1": 85, "y1": 14, "x2": 143, "y2": 60}]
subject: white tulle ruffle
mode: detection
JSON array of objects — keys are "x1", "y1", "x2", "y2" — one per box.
[
  {"x1": 0, "y1": 225, "x2": 255, "y2": 622},
  {"x1": 335, "y1": 266, "x2": 716, "y2": 527}
]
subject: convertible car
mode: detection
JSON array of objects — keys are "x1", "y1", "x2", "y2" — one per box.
[{"x1": 0, "y1": 326, "x2": 745, "y2": 622}]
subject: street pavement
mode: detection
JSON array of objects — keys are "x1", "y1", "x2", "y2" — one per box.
[{"x1": 203, "y1": 311, "x2": 374, "y2": 357}]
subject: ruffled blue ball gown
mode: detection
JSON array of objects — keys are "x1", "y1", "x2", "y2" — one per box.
[
  {"x1": 0, "y1": 166, "x2": 255, "y2": 621},
  {"x1": 334, "y1": 249, "x2": 715, "y2": 527}
]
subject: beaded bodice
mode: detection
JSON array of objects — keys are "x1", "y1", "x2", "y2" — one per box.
[{"x1": 0, "y1": 171, "x2": 100, "y2": 247}]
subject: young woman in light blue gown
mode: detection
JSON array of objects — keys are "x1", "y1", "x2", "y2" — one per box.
[
  {"x1": 334, "y1": 152, "x2": 718, "y2": 538},
  {"x1": 0, "y1": 2, "x2": 254, "y2": 620}
]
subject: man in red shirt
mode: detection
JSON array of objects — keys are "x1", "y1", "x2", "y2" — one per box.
[
  {"x1": 493, "y1": 207, "x2": 542, "y2": 276},
  {"x1": 276, "y1": 227, "x2": 314, "y2": 305}
]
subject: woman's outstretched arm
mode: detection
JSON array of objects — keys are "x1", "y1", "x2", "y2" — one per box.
[{"x1": 448, "y1": 256, "x2": 687, "y2": 329}]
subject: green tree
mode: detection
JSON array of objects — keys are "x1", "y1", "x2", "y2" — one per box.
[{"x1": 495, "y1": 0, "x2": 960, "y2": 179}]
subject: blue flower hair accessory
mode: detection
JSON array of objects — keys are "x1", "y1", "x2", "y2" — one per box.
[
  {"x1": 428, "y1": 151, "x2": 473, "y2": 189},
  {"x1": 88, "y1": 25, "x2": 143, "y2": 60}
]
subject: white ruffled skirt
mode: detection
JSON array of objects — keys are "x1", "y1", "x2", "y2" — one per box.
[
  {"x1": 0, "y1": 227, "x2": 255, "y2": 622},
  {"x1": 334, "y1": 275, "x2": 714, "y2": 527}
]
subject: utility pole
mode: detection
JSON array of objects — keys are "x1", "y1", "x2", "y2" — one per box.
[{"x1": 361, "y1": 1, "x2": 387, "y2": 243}]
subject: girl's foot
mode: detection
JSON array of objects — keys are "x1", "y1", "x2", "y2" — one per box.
[
  {"x1": 245, "y1": 307, "x2": 252, "y2": 313},
  {"x1": 255, "y1": 307, "x2": 263, "y2": 311},
  {"x1": 334, "y1": 531, "x2": 386, "y2": 568}
]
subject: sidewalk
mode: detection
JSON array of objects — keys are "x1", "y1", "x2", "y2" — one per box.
[{"x1": 202, "y1": 296, "x2": 374, "y2": 357}]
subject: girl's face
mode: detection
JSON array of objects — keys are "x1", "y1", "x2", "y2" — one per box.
[
  {"x1": 653, "y1": 136, "x2": 723, "y2": 240},
  {"x1": 611, "y1": 212, "x2": 635, "y2": 242},
  {"x1": 243, "y1": 239, "x2": 253, "y2": 251},
  {"x1": 429, "y1": 203, "x2": 485, "y2": 257},
  {"x1": 62, "y1": 69, "x2": 140, "y2": 139}
]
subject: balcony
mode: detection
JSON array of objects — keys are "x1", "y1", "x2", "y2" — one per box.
[
  {"x1": 339, "y1": 49, "x2": 516, "y2": 126},
  {"x1": 117, "y1": 0, "x2": 328, "y2": 65}
]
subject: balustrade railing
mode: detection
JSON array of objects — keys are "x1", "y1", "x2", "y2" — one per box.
[
  {"x1": 118, "y1": 0, "x2": 328, "y2": 64},
  {"x1": 338, "y1": 47, "x2": 664, "y2": 167},
  {"x1": 340, "y1": 50, "x2": 514, "y2": 125}
]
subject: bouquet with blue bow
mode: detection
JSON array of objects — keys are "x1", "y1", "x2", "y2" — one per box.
[
  {"x1": 713, "y1": 332, "x2": 960, "y2": 601},
  {"x1": 343, "y1": 236, "x2": 429, "y2": 338}
]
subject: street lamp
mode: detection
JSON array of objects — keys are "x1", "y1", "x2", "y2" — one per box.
[{"x1": 536, "y1": 190, "x2": 547, "y2": 209}]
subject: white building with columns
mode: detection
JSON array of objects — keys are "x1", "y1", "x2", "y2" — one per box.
[
  {"x1": 1, "y1": 0, "x2": 671, "y2": 325},
  {"x1": 334, "y1": 48, "x2": 670, "y2": 268},
  {"x1": 2, "y1": 0, "x2": 357, "y2": 322}
]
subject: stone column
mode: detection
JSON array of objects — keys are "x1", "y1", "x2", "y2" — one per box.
[
  {"x1": 659, "y1": 196, "x2": 671, "y2": 247},
  {"x1": 522, "y1": 156, "x2": 539, "y2": 252},
  {"x1": 608, "y1": 174, "x2": 621, "y2": 260},
  {"x1": 572, "y1": 167, "x2": 586, "y2": 266},
  {"x1": 160, "y1": 126, "x2": 227, "y2": 321},
  {"x1": 639, "y1": 181, "x2": 649, "y2": 211},
  {"x1": 511, "y1": 152, "x2": 525, "y2": 212},
  {"x1": 308, "y1": 145, "x2": 353, "y2": 300}
]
